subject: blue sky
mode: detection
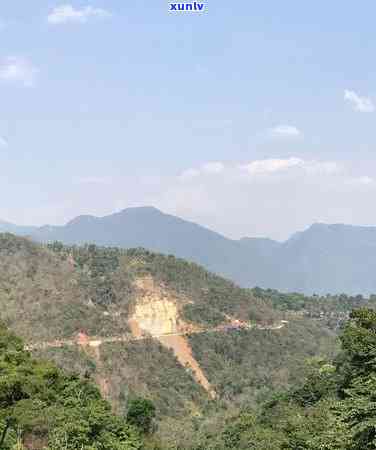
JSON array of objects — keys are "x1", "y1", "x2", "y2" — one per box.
[{"x1": 1, "y1": 1, "x2": 376, "y2": 240}]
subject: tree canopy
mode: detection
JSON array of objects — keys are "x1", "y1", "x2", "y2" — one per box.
[{"x1": 0, "y1": 322, "x2": 142, "y2": 450}]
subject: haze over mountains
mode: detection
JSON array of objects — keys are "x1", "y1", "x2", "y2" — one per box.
[{"x1": 2, "y1": 206, "x2": 376, "y2": 295}]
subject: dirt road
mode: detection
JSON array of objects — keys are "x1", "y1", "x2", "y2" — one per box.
[{"x1": 26, "y1": 320, "x2": 288, "y2": 351}]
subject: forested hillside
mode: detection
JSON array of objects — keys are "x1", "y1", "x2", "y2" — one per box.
[
  {"x1": 1, "y1": 233, "x2": 375, "y2": 449},
  {"x1": 175, "y1": 308, "x2": 376, "y2": 450},
  {"x1": 0, "y1": 323, "x2": 143, "y2": 449}
]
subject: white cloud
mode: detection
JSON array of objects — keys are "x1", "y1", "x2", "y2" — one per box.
[
  {"x1": 240, "y1": 157, "x2": 304, "y2": 175},
  {"x1": 344, "y1": 90, "x2": 375, "y2": 113},
  {"x1": 179, "y1": 162, "x2": 225, "y2": 180},
  {"x1": 179, "y1": 168, "x2": 201, "y2": 181},
  {"x1": 48, "y1": 4, "x2": 111, "y2": 25},
  {"x1": 0, "y1": 57, "x2": 38, "y2": 87},
  {"x1": 5, "y1": 158, "x2": 375, "y2": 242},
  {"x1": 240, "y1": 158, "x2": 342, "y2": 177},
  {"x1": 350, "y1": 176, "x2": 375, "y2": 186},
  {"x1": 202, "y1": 162, "x2": 225, "y2": 174},
  {"x1": 270, "y1": 125, "x2": 302, "y2": 138},
  {"x1": 180, "y1": 158, "x2": 342, "y2": 181},
  {"x1": 154, "y1": 159, "x2": 376, "y2": 240},
  {"x1": 0, "y1": 136, "x2": 8, "y2": 147}
]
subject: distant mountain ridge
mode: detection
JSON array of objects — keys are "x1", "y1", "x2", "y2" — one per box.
[
  {"x1": 0, "y1": 219, "x2": 37, "y2": 235},
  {"x1": 3, "y1": 207, "x2": 376, "y2": 295}
]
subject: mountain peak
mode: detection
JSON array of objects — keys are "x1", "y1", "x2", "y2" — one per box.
[
  {"x1": 66, "y1": 215, "x2": 97, "y2": 227},
  {"x1": 308, "y1": 223, "x2": 348, "y2": 231},
  {"x1": 117, "y1": 206, "x2": 163, "y2": 216}
]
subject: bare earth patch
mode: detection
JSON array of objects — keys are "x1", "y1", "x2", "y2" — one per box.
[
  {"x1": 158, "y1": 335, "x2": 216, "y2": 399},
  {"x1": 129, "y1": 276, "x2": 216, "y2": 397}
]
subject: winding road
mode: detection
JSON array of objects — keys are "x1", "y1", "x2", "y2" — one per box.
[{"x1": 26, "y1": 320, "x2": 288, "y2": 351}]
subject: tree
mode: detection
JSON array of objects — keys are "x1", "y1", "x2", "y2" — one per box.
[
  {"x1": 126, "y1": 397, "x2": 156, "y2": 434},
  {"x1": 0, "y1": 322, "x2": 142, "y2": 450},
  {"x1": 334, "y1": 309, "x2": 376, "y2": 449}
]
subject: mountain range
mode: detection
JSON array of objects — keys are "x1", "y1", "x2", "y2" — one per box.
[{"x1": 2, "y1": 206, "x2": 376, "y2": 295}]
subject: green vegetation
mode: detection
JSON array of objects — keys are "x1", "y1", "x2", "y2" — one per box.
[
  {"x1": 255, "y1": 287, "x2": 375, "y2": 329},
  {"x1": 189, "y1": 319, "x2": 338, "y2": 404},
  {"x1": 0, "y1": 234, "x2": 131, "y2": 341},
  {"x1": 126, "y1": 397, "x2": 156, "y2": 434},
  {"x1": 164, "y1": 308, "x2": 376, "y2": 450},
  {"x1": 3, "y1": 234, "x2": 376, "y2": 449},
  {"x1": 183, "y1": 303, "x2": 226, "y2": 327},
  {"x1": 100, "y1": 339, "x2": 209, "y2": 417},
  {"x1": 0, "y1": 322, "x2": 142, "y2": 450},
  {"x1": 46, "y1": 243, "x2": 278, "y2": 325},
  {"x1": 119, "y1": 248, "x2": 279, "y2": 324}
]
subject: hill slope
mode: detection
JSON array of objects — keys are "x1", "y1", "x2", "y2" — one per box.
[
  {"x1": 0, "y1": 233, "x2": 338, "y2": 418},
  {"x1": 0, "y1": 322, "x2": 142, "y2": 450}
]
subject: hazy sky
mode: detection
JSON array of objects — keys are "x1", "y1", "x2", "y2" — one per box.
[{"x1": 1, "y1": 1, "x2": 376, "y2": 240}]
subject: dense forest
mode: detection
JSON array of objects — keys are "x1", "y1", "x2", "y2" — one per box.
[
  {"x1": 3, "y1": 307, "x2": 376, "y2": 448},
  {"x1": 163, "y1": 308, "x2": 376, "y2": 450},
  {"x1": 0, "y1": 322, "x2": 144, "y2": 449}
]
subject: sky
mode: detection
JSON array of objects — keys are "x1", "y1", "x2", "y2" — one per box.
[{"x1": 1, "y1": 1, "x2": 376, "y2": 241}]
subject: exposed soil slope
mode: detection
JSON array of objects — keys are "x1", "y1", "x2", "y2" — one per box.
[{"x1": 158, "y1": 335, "x2": 216, "y2": 398}]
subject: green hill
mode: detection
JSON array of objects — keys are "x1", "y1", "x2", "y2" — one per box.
[
  {"x1": 0, "y1": 233, "x2": 340, "y2": 417},
  {"x1": 0, "y1": 322, "x2": 142, "y2": 450},
  {"x1": 1, "y1": 233, "x2": 376, "y2": 449}
]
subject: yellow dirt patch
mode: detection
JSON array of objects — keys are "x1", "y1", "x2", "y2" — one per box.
[
  {"x1": 158, "y1": 335, "x2": 216, "y2": 399},
  {"x1": 129, "y1": 276, "x2": 216, "y2": 397},
  {"x1": 128, "y1": 318, "x2": 143, "y2": 339},
  {"x1": 129, "y1": 275, "x2": 190, "y2": 336},
  {"x1": 132, "y1": 298, "x2": 180, "y2": 335}
]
